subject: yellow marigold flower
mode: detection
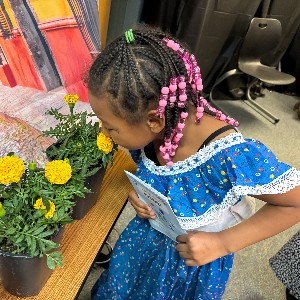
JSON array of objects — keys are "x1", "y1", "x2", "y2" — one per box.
[
  {"x1": 97, "y1": 132, "x2": 114, "y2": 154},
  {"x1": 34, "y1": 198, "x2": 46, "y2": 210},
  {"x1": 0, "y1": 156, "x2": 25, "y2": 184},
  {"x1": 64, "y1": 94, "x2": 79, "y2": 104},
  {"x1": 45, "y1": 160, "x2": 72, "y2": 184},
  {"x1": 44, "y1": 200, "x2": 55, "y2": 219}
]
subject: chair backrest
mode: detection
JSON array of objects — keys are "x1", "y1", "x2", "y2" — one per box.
[
  {"x1": 238, "y1": 17, "x2": 295, "y2": 85},
  {"x1": 239, "y1": 18, "x2": 281, "y2": 67}
]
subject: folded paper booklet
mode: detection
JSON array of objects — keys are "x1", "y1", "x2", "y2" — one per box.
[{"x1": 125, "y1": 171, "x2": 186, "y2": 241}]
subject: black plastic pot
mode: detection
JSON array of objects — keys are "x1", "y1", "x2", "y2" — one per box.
[
  {"x1": 0, "y1": 227, "x2": 64, "y2": 297},
  {"x1": 71, "y1": 167, "x2": 105, "y2": 219}
]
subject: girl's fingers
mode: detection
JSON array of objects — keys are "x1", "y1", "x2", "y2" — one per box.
[
  {"x1": 128, "y1": 191, "x2": 155, "y2": 219},
  {"x1": 137, "y1": 211, "x2": 155, "y2": 219}
]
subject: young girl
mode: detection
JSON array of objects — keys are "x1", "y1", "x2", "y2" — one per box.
[{"x1": 88, "y1": 26, "x2": 300, "y2": 299}]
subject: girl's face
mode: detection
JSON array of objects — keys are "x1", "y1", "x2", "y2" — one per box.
[{"x1": 89, "y1": 92, "x2": 161, "y2": 150}]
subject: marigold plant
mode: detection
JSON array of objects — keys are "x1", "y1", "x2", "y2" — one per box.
[
  {"x1": 43, "y1": 94, "x2": 118, "y2": 184},
  {"x1": 0, "y1": 154, "x2": 88, "y2": 270}
]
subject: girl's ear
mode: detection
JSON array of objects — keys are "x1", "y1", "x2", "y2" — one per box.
[{"x1": 147, "y1": 110, "x2": 165, "y2": 133}]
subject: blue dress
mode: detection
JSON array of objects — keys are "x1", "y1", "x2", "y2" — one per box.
[{"x1": 92, "y1": 132, "x2": 300, "y2": 300}]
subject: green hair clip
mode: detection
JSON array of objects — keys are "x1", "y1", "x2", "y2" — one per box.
[{"x1": 125, "y1": 29, "x2": 135, "y2": 44}]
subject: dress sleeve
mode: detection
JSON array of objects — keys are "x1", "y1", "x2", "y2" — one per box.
[{"x1": 216, "y1": 138, "x2": 300, "y2": 198}]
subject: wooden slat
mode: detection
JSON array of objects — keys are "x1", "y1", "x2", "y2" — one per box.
[{"x1": 0, "y1": 150, "x2": 136, "y2": 300}]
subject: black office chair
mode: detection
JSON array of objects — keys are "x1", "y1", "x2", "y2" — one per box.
[{"x1": 210, "y1": 18, "x2": 296, "y2": 124}]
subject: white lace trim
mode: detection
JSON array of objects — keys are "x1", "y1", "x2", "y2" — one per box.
[
  {"x1": 142, "y1": 132, "x2": 245, "y2": 175},
  {"x1": 177, "y1": 168, "x2": 300, "y2": 230}
]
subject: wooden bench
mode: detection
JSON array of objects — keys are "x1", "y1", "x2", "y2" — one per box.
[{"x1": 0, "y1": 150, "x2": 136, "y2": 300}]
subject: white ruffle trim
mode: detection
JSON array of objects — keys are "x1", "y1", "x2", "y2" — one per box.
[
  {"x1": 142, "y1": 132, "x2": 245, "y2": 175},
  {"x1": 177, "y1": 168, "x2": 300, "y2": 230}
]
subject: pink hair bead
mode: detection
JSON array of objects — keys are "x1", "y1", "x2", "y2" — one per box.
[
  {"x1": 170, "y1": 96, "x2": 176, "y2": 102},
  {"x1": 179, "y1": 94, "x2": 187, "y2": 101},
  {"x1": 178, "y1": 82, "x2": 186, "y2": 89},
  {"x1": 172, "y1": 43, "x2": 180, "y2": 51},
  {"x1": 228, "y1": 119, "x2": 235, "y2": 125},
  {"x1": 197, "y1": 106, "x2": 204, "y2": 112},
  {"x1": 169, "y1": 84, "x2": 177, "y2": 92},
  {"x1": 159, "y1": 99, "x2": 167, "y2": 107},
  {"x1": 196, "y1": 78, "x2": 202, "y2": 85},
  {"x1": 220, "y1": 114, "x2": 226, "y2": 121},
  {"x1": 196, "y1": 112, "x2": 203, "y2": 118},
  {"x1": 197, "y1": 84, "x2": 203, "y2": 91},
  {"x1": 159, "y1": 145, "x2": 166, "y2": 152},
  {"x1": 161, "y1": 87, "x2": 169, "y2": 94},
  {"x1": 167, "y1": 40, "x2": 174, "y2": 48},
  {"x1": 162, "y1": 153, "x2": 170, "y2": 159},
  {"x1": 173, "y1": 136, "x2": 180, "y2": 142},
  {"x1": 181, "y1": 112, "x2": 188, "y2": 118},
  {"x1": 166, "y1": 161, "x2": 174, "y2": 166},
  {"x1": 178, "y1": 122, "x2": 185, "y2": 129}
]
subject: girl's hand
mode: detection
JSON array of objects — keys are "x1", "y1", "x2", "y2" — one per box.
[
  {"x1": 127, "y1": 190, "x2": 156, "y2": 219},
  {"x1": 176, "y1": 231, "x2": 229, "y2": 266}
]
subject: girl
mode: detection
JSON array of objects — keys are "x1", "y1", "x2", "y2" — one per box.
[{"x1": 88, "y1": 26, "x2": 300, "y2": 299}]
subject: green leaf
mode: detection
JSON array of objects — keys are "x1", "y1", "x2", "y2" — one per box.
[
  {"x1": 43, "y1": 199, "x2": 50, "y2": 211},
  {"x1": 15, "y1": 234, "x2": 24, "y2": 244},
  {"x1": 46, "y1": 251, "x2": 64, "y2": 269},
  {"x1": 32, "y1": 225, "x2": 48, "y2": 236},
  {"x1": 38, "y1": 240, "x2": 46, "y2": 252},
  {"x1": 38, "y1": 230, "x2": 55, "y2": 238},
  {"x1": 26, "y1": 236, "x2": 32, "y2": 248},
  {"x1": 30, "y1": 238, "x2": 36, "y2": 255},
  {"x1": 6, "y1": 227, "x2": 16, "y2": 235},
  {"x1": 46, "y1": 255, "x2": 56, "y2": 270}
]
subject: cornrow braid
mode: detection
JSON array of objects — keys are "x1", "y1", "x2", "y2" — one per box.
[{"x1": 88, "y1": 25, "x2": 238, "y2": 166}]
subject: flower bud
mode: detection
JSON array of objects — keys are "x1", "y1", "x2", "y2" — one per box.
[
  {"x1": 28, "y1": 161, "x2": 36, "y2": 171},
  {"x1": 0, "y1": 203, "x2": 6, "y2": 217},
  {"x1": 64, "y1": 158, "x2": 70, "y2": 164}
]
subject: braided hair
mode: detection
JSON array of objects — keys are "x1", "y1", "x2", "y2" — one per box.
[
  {"x1": 89, "y1": 27, "x2": 196, "y2": 125},
  {"x1": 88, "y1": 25, "x2": 238, "y2": 166}
]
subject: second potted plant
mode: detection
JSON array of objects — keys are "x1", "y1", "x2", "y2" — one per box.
[{"x1": 43, "y1": 94, "x2": 117, "y2": 219}]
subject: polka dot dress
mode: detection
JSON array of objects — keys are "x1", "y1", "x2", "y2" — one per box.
[{"x1": 92, "y1": 132, "x2": 300, "y2": 300}]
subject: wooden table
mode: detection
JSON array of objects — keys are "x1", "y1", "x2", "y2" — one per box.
[{"x1": 0, "y1": 150, "x2": 136, "y2": 300}]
